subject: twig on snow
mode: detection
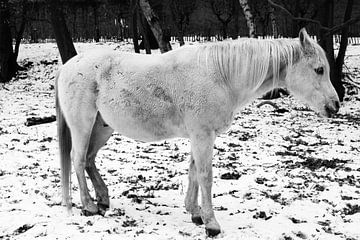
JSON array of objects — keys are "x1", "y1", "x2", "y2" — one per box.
[
  {"x1": 25, "y1": 115, "x2": 56, "y2": 126},
  {"x1": 344, "y1": 76, "x2": 360, "y2": 89}
]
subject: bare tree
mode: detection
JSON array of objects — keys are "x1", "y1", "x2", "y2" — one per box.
[
  {"x1": 210, "y1": 0, "x2": 236, "y2": 39},
  {"x1": 249, "y1": 0, "x2": 278, "y2": 37},
  {"x1": 49, "y1": 0, "x2": 77, "y2": 63},
  {"x1": 139, "y1": 0, "x2": 171, "y2": 53},
  {"x1": 269, "y1": 6, "x2": 277, "y2": 37},
  {"x1": 239, "y1": 0, "x2": 256, "y2": 37},
  {"x1": 169, "y1": 0, "x2": 197, "y2": 46},
  {"x1": 317, "y1": 0, "x2": 354, "y2": 101},
  {"x1": 138, "y1": 10, "x2": 151, "y2": 54},
  {"x1": 92, "y1": 1, "x2": 100, "y2": 42},
  {"x1": 130, "y1": 0, "x2": 140, "y2": 53},
  {"x1": 0, "y1": 0, "x2": 18, "y2": 82},
  {"x1": 14, "y1": 0, "x2": 28, "y2": 60}
]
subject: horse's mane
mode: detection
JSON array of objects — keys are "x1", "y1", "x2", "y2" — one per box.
[{"x1": 197, "y1": 38, "x2": 301, "y2": 89}]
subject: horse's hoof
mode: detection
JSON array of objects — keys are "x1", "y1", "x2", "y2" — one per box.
[
  {"x1": 205, "y1": 227, "x2": 221, "y2": 237},
  {"x1": 191, "y1": 215, "x2": 204, "y2": 225},
  {"x1": 81, "y1": 209, "x2": 98, "y2": 216},
  {"x1": 97, "y1": 203, "x2": 109, "y2": 216}
]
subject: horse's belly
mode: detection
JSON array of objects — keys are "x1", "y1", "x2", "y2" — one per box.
[
  {"x1": 97, "y1": 96, "x2": 186, "y2": 142},
  {"x1": 111, "y1": 120, "x2": 183, "y2": 142}
]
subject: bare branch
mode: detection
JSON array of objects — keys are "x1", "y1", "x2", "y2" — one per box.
[
  {"x1": 343, "y1": 75, "x2": 360, "y2": 89},
  {"x1": 268, "y1": 0, "x2": 360, "y2": 36},
  {"x1": 268, "y1": 0, "x2": 327, "y2": 30},
  {"x1": 26, "y1": 17, "x2": 50, "y2": 23},
  {"x1": 326, "y1": 14, "x2": 360, "y2": 35}
]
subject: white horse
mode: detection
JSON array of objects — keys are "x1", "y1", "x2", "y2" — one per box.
[{"x1": 56, "y1": 29, "x2": 339, "y2": 237}]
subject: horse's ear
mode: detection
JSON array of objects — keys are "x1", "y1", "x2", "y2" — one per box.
[{"x1": 299, "y1": 28, "x2": 311, "y2": 49}]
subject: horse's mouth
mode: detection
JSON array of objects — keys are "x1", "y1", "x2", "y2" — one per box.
[{"x1": 323, "y1": 104, "x2": 339, "y2": 118}]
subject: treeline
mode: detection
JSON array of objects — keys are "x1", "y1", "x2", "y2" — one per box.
[{"x1": 6, "y1": 0, "x2": 360, "y2": 43}]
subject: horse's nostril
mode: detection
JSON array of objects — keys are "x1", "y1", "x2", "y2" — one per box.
[
  {"x1": 334, "y1": 100, "x2": 340, "y2": 111},
  {"x1": 325, "y1": 100, "x2": 340, "y2": 117}
]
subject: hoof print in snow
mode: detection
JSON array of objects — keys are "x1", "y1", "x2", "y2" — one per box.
[
  {"x1": 313, "y1": 184, "x2": 325, "y2": 191},
  {"x1": 156, "y1": 210, "x2": 170, "y2": 215},
  {"x1": 289, "y1": 217, "x2": 307, "y2": 224},
  {"x1": 253, "y1": 211, "x2": 272, "y2": 220},
  {"x1": 81, "y1": 209, "x2": 98, "y2": 216},
  {"x1": 127, "y1": 194, "x2": 143, "y2": 204},
  {"x1": 255, "y1": 177, "x2": 268, "y2": 184},
  {"x1": 108, "y1": 208, "x2": 126, "y2": 217},
  {"x1": 122, "y1": 218, "x2": 137, "y2": 227},
  {"x1": 220, "y1": 172, "x2": 240, "y2": 180},
  {"x1": 214, "y1": 206, "x2": 228, "y2": 211},
  {"x1": 14, "y1": 224, "x2": 34, "y2": 235},
  {"x1": 300, "y1": 157, "x2": 346, "y2": 171},
  {"x1": 343, "y1": 203, "x2": 360, "y2": 215},
  {"x1": 293, "y1": 231, "x2": 307, "y2": 239},
  {"x1": 179, "y1": 230, "x2": 192, "y2": 236}
]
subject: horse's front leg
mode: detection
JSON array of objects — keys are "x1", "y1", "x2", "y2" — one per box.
[
  {"x1": 190, "y1": 130, "x2": 221, "y2": 237},
  {"x1": 185, "y1": 153, "x2": 203, "y2": 225}
]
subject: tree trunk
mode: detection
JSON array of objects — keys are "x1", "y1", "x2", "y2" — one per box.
[
  {"x1": 334, "y1": 0, "x2": 353, "y2": 101},
  {"x1": 139, "y1": 0, "x2": 171, "y2": 53},
  {"x1": 49, "y1": 0, "x2": 77, "y2": 64},
  {"x1": 72, "y1": 7, "x2": 77, "y2": 40},
  {"x1": 238, "y1": 0, "x2": 255, "y2": 37},
  {"x1": 139, "y1": 12, "x2": 151, "y2": 54},
  {"x1": 83, "y1": 6, "x2": 90, "y2": 40},
  {"x1": 0, "y1": 0, "x2": 18, "y2": 83},
  {"x1": 93, "y1": 4, "x2": 100, "y2": 42},
  {"x1": 269, "y1": 7, "x2": 277, "y2": 37},
  {"x1": 14, "y1": 0, "x2": 27, "y2": 61},
  {"x1": 130, "y1": 0, "x2": 140, "y2": 53},
  {"x1": 221, "y1": 21, "x2": 228, "y2": 39},
  {"x1": 232, "y1": 0, "x2": 240, "y2": 39},
  {"x1": 178, "y1": 29, "x2": 185, "y2": 46},
  {"x1": 318, "y1": 0, "x2": 345, "y2": 101}
]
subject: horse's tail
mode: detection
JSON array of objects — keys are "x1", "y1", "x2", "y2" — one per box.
[{"x1": 55, "y1": 71, "x2": 72, "y2": 211}]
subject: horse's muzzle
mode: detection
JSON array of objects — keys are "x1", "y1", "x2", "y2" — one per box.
[{"x1": 324, "y1": 100, "x2": 340, "y2": 117}]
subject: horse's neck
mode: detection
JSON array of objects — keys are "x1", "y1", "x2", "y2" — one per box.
[{"x1": 230, "y1": 38, "x2": 300, "y2": 104}]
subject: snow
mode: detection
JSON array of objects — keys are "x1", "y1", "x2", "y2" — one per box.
[{"x1": 1, "y1": 41, "x2": 360, "y2": 240}]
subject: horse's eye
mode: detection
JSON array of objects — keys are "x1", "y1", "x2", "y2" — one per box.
[{"x1": 315, "y1": 67, "x2": 324, "y2": 75}]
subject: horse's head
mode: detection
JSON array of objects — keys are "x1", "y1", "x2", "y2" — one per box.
[{"x1": 285, "y1": 29, "x2": 340, "y2": 117}]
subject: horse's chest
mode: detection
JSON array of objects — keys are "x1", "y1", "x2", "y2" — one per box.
[{"x1": 212, "y1": 111, "x2": 235, "y2": 135}]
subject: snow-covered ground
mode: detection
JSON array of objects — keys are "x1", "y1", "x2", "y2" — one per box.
[{"x1": 0, "y1": 41, "x2": 360, "y2": 240}]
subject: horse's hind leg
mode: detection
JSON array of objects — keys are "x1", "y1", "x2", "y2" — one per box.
[
  {"x1": 185, "y1": 153, "x2": 203, "y2": 225},
  {"x1": 69, "y1": 113, "x2": 99, "y2": 215},
  {"x1": 86, "y1": 113, "x2": 113, "y2": 216}
]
